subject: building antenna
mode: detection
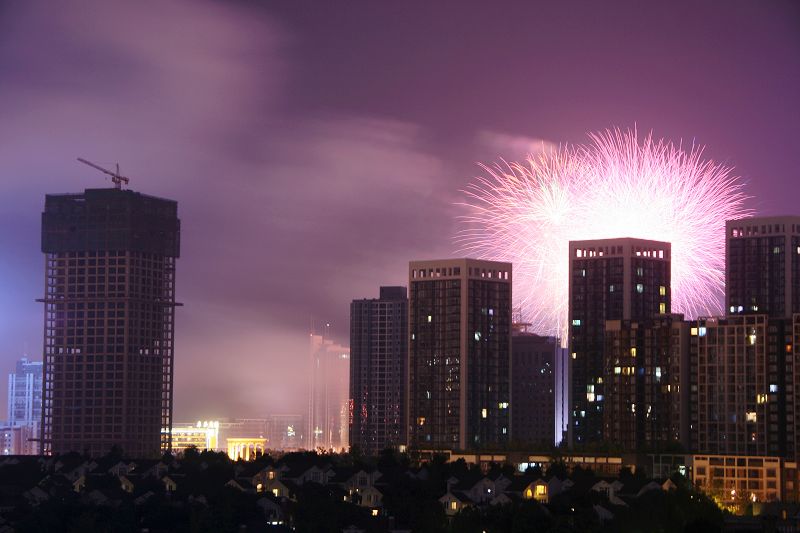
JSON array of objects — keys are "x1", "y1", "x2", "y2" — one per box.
[{"x1": 77, "y1": 157, "x2": 130, "y2": 189}]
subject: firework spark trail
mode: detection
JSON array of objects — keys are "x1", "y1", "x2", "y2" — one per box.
[{"x1": 457, "y1": 128, "x2": 752, "y2": 340}]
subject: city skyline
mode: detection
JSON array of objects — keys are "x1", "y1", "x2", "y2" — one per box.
[{"x1": 0, "y1": 1, "x2": 798, "y2": 424}]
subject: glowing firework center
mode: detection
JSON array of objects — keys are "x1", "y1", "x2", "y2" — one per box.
[{"x1": 458, "y1": 129, "x2": 750, "y2": 341}]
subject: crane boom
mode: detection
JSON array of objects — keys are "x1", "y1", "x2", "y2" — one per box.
[{"x1": 77, "y1": 157, "x2": 130, "y2": 189}]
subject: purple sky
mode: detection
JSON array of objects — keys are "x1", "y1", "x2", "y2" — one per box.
[{"x1": 0, "y1": 1, "x2": 798, "y2": 420}]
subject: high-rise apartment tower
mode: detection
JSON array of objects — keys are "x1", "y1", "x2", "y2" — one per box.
[
  {"x1": 408, "y1": 259, "x2": 512, "y2": 451},
  {"x1": 40, "y1": 188, "x2": 180, "y2": 457},
  {"x1": 568, "y1": 238, "x2": 670, "y2": 446},
  {"x1": 349, "y1": 286, "x2": 408, "y2": 456},
  {"x1": 726, "y1": 216, "x2": 800, "y2": 318},
  {"x1": 511, "y1": 331, "x2": 557, "y2": 446}
]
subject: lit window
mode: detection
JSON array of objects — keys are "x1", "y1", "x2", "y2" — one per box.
[
  {"x1": 481, "y1": 408, "x2": 487, "y2": 418},
  {"x1": 636, "y1": 284, "x2": 644, "y2": 293},
  {"x1": 659, "y1": 303, "x2": 666, "y2": 314},
  {"x1": 450, "y1": 501, "x2": 458, "y2": 510},
  {"x1": 746, "y1": 411, "x2": 757, "y2": 423},
  {"x1": 371, "y1": 509, "x2": 379, "y2": 517},
  {"x1": 587, "y1": 393, "x2": 595, "y2": 402},
  {"x1": 571, "y1": 352, "x2": 577, "y2": 359},
  {"x1": 690, "y1": 327, "x2": 698, "y2": 336},
  {"x1": 699, "y1": 327, "x2": 707, "y2": 337},
  {"x1": 427, "y1": 315, "x2": 432, "y2": 323},
  {"x1": 525, "y1": 488, "x2": 532, "y2": 499},
  {"x1": 757, "y1": 394, "x2": 767, "y2": 404},
  {"x1": 659, "y1": 285, "x2": 666, "y2": 296},
  {"x1": 474, "y1": 331, "x2": 481, "y2": 341},
  {"x1": 636, "y1": 267, "x2": 644, "y2": 276},
  {"x1": 630, "y1": 348, "x2": 637, "y2": 357},
  {"x1": 498, "y1": 402, "x2": 509, "y2": 409},
  {"x1": 417, "y1": 417, "x2": 426, "y2": 425},
  {"x1": 770, "y1": 384, "x2": 779, "y2": 393},
  {"x1": 614, "y1": 366, "x2": 621, "y2": 375},
  {"x1": 536, "y1": 485, "x2": 547, "y2": 496},
  {"x1": 572, "y1": 319, "x2": 581, "y2": 326},
  {"x1": 749, "y1": 334, "x2": 757, "y2": 345}
]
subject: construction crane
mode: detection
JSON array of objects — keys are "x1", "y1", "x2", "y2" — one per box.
[{"x1": 77, "y1": 157, "x2": 130, "y2": 189}]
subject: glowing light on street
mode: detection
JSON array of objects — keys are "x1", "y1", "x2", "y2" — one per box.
[{"x1": 457, "y1": 128, "x2": 751, "y2": 339}]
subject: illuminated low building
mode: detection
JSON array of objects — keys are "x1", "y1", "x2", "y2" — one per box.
[
  {"x1": 693, "y1": 455, "x2": 782, "y2": 507},
  {"x1": 227, "y1": 437, "x2": 267, "y2": 461},
  {"x1": 169, "y1": 421, "x2": 219, "y2": 453}
]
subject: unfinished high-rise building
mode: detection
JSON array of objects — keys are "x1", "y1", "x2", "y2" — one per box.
[{"x1": 40, "y1": 188, "x2": 180, "y2": 457}]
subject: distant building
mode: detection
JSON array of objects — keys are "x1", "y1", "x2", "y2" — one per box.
[
  {"x1": 690, "y1": 314, "x2": 799, "y2": 460},
  {"x1": 511, "y1": 331, "x2": 557, "y2": 446},
  {"x1": 308, "y1": 336, "x2": 349, "y2": 451},
  {"x1": 5, "y1": 357, "x2": 43, "y2": 455},
  {"x1": 40, "y1": 187, "x2": 180, "y2": 457},
  {"x1": 603, "y1": 315, "x2": 689, "y2": 452},
  {"x1": 226, "y1": 437, "x2": 266, "y2": 461},
  {"x1": 0, "y1": 424, "x2": 37, "y2": 456},
  {"x1": 170, "y1": 421, "x2": 219, "y2": 453},
  {"x1": 263, "y1": 414, "x2": 304, "y2": 451},
  {"x1": 8, "y1": 357, "x2": 43, "y2": 428},
  {"x1": 568, "y1": 238, "x2": 671, "y2": 446},
  {"x1": 349, "y1": 286, "x2": 408, "y2": 456},
  {"x1": 726, "y1": 216, "x2": 800, "y2": 318},
  {"x1": 408, "y1": 259, "x2": 512, "y2": 451}
]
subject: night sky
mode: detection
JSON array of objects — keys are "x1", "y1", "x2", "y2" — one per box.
[{"x1": 0, "y1": 1, "x2": 798, "y2": 420}]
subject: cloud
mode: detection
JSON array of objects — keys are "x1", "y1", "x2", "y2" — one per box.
[
  {"x1": 0, "y1": 0, "x2": 459, "y2": 420},
  {"x1": 476, "y1": 130, "x2": 558, "y2": 162}
]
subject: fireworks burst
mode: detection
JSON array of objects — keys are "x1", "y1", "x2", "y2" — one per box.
[{"x1": 457, "y1": 128, "x2": 752, "y2": 339}]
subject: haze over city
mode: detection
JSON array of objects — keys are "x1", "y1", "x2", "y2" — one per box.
[{"x1": 0, "y1": 0, "x2": 798, "y2": 425}]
